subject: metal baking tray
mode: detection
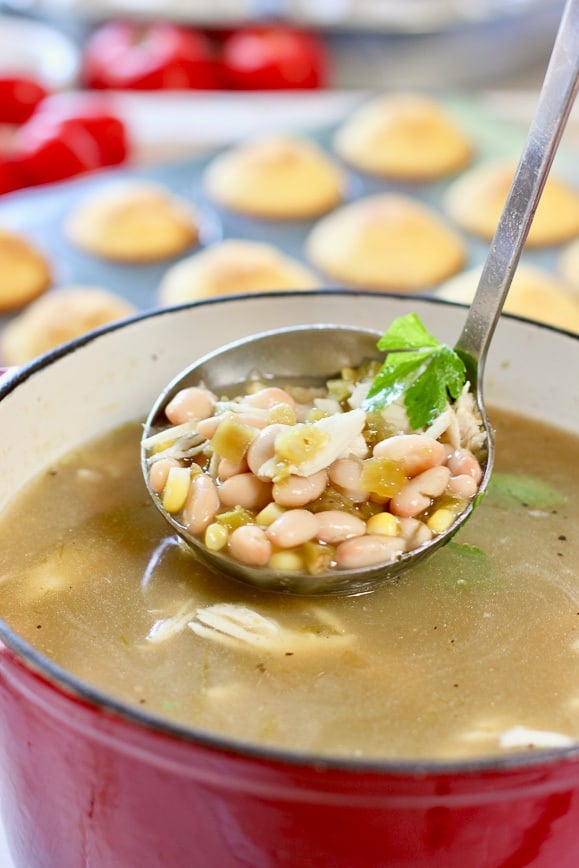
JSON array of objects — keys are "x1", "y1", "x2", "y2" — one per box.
[{"x1": 0, "y1": 92, "x2": 576, "y2": 344}]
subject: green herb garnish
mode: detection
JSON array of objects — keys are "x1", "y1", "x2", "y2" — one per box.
[
  {"x1": 447, "y1": 541, "x2": 487, "y2": 559},
  {"x1": 442, "y1": 542, "x2": 492, "y2": 584},
  {"x1": 362, "y1": 313, "x2": 466, "y2": 430},
  {"x1": 488, "y1": 473, "x2": 565, "y2": 510}
]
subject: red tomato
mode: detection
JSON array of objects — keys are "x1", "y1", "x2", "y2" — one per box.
[
  {"x1": 83, "y1": 21, "x2": 220, "y2": 90},
  {"x1": 0, "y1": 156, "x2": 28, "y2": 195},
  {"x1": 0, "y1": 75, "x2": 49, "y2": 125},
  {"x1": 32, "y1": 94, "x2": 129, "y2": 166},
  {"x1": 220, "y1": 26, "x2": 328, "y2": 90},
  {"x1": 15, "y1": 116, "x2": 103, "y2": 185}
]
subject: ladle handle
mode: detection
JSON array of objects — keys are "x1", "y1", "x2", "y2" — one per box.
[{"x1": 454, "y1": 0, "x2": 579, "y2": 373}]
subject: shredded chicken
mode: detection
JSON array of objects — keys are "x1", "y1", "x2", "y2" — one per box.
[
  {"x1": 143, "y1": 420, "x2": 206, "y2": 465},
  {"x1": 259, "y1": 409, "x2": 366, "y2": 479},
  {"x1": 454, "y1": 385, "x2": 486, "y2": 454},
  {"x1": 425, "y1": 384, "x2": 485, "y2": 455},
  {"x1": 187, "y1": 602, "x2": 353, "y2": 655},
  {"x1": 146, "y1": 602, "x2": 198, "y2": 644}
]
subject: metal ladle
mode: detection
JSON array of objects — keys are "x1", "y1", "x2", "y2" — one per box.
[{"x1": 142, "y1": 0, "x2": 578, "y2": 595}]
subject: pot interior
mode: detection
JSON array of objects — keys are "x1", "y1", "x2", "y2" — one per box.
[{"x1": 0, "y1": 290, "x2": 577, "y2": 770}]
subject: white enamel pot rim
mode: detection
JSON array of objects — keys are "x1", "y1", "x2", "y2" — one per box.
[{"x1": 0, "y1": 289, "x2": 578, "y2": 776}]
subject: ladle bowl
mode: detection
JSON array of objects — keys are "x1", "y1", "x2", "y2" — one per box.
[{"x1": 142, "y1": 324, "x2": 491, "y2": 596}]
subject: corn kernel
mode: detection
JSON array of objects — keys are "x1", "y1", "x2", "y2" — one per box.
[
  {"x1": 162, "y1": 466, "x2": 192, "y2": 513},
  {"x1": 303, "y1": 540, "x2": 334, "y2": 575},
  {"x1": 204, "y1": 522, "x2": 229, "y2": 551},
  {"x1": 366, "y1": 512, "x2": 400, "y2": 537},
  {"x1": 269, "y1": 551, "x2": 304, "y2": 571},
  {"x1": 427, "y1": 508, "x2": 455, "y2": 534},
  {"x1": 255, "y1": 502, "x2": 286, "y2": 527}
]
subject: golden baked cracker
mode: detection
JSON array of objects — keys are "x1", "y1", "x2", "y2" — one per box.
[
  {"x1": 0, "y1": 228, "x2": 52, "y2": 312},
  {"x1": 203, "y1": 134, "x2": 345, "y2": 219},
  {"x1": 305, "y1": 193, "x2": 466, "y2": 291},
  {"x1": 65, "y1": 182, "x2": 200, "y2": 262},
  {"x1": 333, "y1": 92, "x2": 474, "y2": 181},
  {"x1": 436, "y1": 263, "x2": 579, "y2": 333},
  {"x1": 443, "y1": 160, "x2": 579, "y2": 247},
  {"x1": 0, "y1": 286, "x2": 136, "y2": 365},
  {"x1": 158, "y1": 239, "x2": 320, "y2": 305}
]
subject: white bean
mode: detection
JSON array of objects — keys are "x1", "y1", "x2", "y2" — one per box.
[
  {"x1": 328, "y1": 458, "x2": 368, "y2": 503},
  {"x1": 165, "y1": 386, "x2": 216, "y2": 424},
  {"x1": 244, "y1": 387, "x2": 296, "y2": 410},
  {"x1": 218, "y1": 456, "x2": 249, "y2": 480},
  {"x1": 218, "y1": 474, "x2": 273, "y2": 511},
  {"x1": 246, "y1": 424, "x2": 290, "y2": 477},
  {"x1": 266, "y1": 509, "x2": 318, "y2": 549},
  {"x1": 447, "y1": 449, "x2": 483, "y2": 483},
  {"x1": 182, "y1": 473, "x2": 220, "y2": 535},
  {"x1": 228, "y1": 525, "x2": 272, "y2": 566},
  {"x1": 373, "y1": 434, "x2": 446, "y2": 477},
  {"x1": 390, "y1": 466, "x2": 451, "y2": 518},
  {"x1": 198, "y1": 413, "x2": 267, "y2": 441},
  {"x1": 315, "y1": 510, "x2": 366, "y2": 544},
  {"x1": 197, "y1": 415, "x2": 222, "y2": 440},
  {"x1": 447, "y1": 474, "x2": 478, "y2": 499},
  {"x1": 233, "y1": 413, "x2": 270, "y2": 430},
  {"x1": 149, "y1": 457, "x2": 180, "y2": 494},
  {"x1": 273, "y1": 470, "x2": 328, "y2": 508},
  {"x1": 397, "y1": 517, "x2": 433, "y2": 549},
  {"x1": 335, "y1": 535, "x2": 405, "y2": 569}
]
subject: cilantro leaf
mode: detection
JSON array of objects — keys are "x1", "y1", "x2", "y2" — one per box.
[
  {"x1": 363, "y1": 349, "x2": 433, "y2": 412},
  {"x1": 377, "y1": 312, "x2": 440, "y2": 352},
  {"x1": 488, "y1": 473, "x2": 565, "y2": 510},
  {"x1": 447, "y1": 542, "x2": 487, "y2": 558},
  {"x1": 362, "y1": 314, "x2": 467, "y2": 430}
]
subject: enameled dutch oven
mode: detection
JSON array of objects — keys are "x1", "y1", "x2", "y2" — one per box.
[{"x1": 0, "y1": 291, "x2": 578, "y2": 868}]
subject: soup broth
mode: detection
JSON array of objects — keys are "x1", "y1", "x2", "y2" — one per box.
[{"x1": 0, "y1": 409, "x2": 577, "y2": 761}]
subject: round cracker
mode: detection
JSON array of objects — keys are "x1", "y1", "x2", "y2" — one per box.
[
  {"x1": 0, "y1": 228, "x2": 52, "y2": 312},
  {"x1": 443, "y1": 160, "x2": 579, "y2": 247},
  {"x1": 333, "y1": 92, "x2": 474, "y2": 181},
  {"x1": 65, "y1": 182, "x2": 200, "y2": 262},
  {"x1": 305, "y1": 193, "x2": 466, "y2": 291},
  {"x1": 1, "y1": 286, "x2": 136, "y2": 365},
  {"x1": 158, "y1": 240, "x2": 320, "y2": 305},
  {"x1": 203, "y1": 134, "x2": 345, "y2": 219},
  {"x1": 436, "y1": 263, "x2": 579, "y2": 333}
]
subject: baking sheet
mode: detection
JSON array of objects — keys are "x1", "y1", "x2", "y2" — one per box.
[{"x1": 0, "y1": 92, "x2": 577, "y2": 344}]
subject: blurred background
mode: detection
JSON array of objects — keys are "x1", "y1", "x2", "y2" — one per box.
[
  {"x1": 0, "y1": 0, "x2": 572, "y2": 174},
  {"x1": 0, "y1": 0, "x2": 576, "y2": 372},
  {"x1": 0, "y1": 0, "x2": 569, "y2": 88}
]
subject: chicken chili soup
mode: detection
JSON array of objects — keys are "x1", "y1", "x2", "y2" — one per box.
[{"x1": 0, "y1": 405, "x2": 577, "y2": 762}]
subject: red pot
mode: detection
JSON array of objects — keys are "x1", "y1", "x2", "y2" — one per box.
[{"x1": 0, "y1": 292, "x2": 578, "y2": 867}]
